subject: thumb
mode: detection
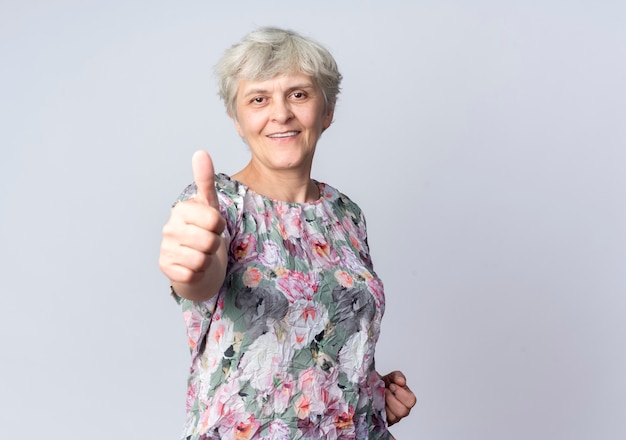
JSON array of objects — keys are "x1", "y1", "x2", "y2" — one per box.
[{"x1": 191, "y1": 150, "x2": 219, "y2": 208}]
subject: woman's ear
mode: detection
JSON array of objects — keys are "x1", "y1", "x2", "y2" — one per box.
[{"x1": 323, "y1": 102, "x2": 335, "y2": 130}]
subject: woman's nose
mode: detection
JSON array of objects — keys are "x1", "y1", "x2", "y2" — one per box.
[{"x1": 270, "y1": 99, "x2": 293, "y2": 123}]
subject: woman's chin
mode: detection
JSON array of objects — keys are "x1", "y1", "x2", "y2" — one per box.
[{"x1": 267, "y1": 155, "x2": 313, "y2": 173}]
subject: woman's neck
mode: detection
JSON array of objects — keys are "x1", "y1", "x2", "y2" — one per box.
[{"x1": 232, "y1": 162, "x2": 319, "y2": 203}]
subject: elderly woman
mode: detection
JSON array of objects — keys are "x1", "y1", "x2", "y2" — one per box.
[{"x1": 159, "y1": 27, "x2": 415, "y2": 439}]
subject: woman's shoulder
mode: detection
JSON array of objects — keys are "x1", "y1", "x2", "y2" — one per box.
[
  {"x1": 174, "y1": 173, "x2": 242, "y2": 203},
  {"x1": 318, "y1": 181, "x2": 366, "y2": 222},
  {"x1": 215, "y1": 173, "x2": 244, "y2": 199}
]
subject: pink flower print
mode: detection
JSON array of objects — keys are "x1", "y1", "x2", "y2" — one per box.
[
  {"x1": 334, "y1": 270, "x2": 354, "y2": 288},
  {"x1": 341, "y1": 217, "x2": 361, "y2": 249},
  {"x1": 287, "y1": 299, "x2": 328, "y2": 349},
  {"x1": 366, "y1": 277, "x2": 386, "y2": 310},
  {"x1": 341, "y1": 214, "x2": 357, "y2": 235},
  {"x1": 201, "y1": 380, "x2": 244, "y2": 431},
  {"x1": 324, "y1": 404, "x2": 355, "y2": 439},
  {"x1": 297, "y1": 367, "x2": 338, "y2": 415},
  {"x1": 204, "y1": 318, "x2": 234, "y2": 375},
  {"x1": 266, "y1": 420, "x2": 291, "y2": 440},
  {"x1": 294, "y1": 394, "x2": 311, "y2": 419},
  {"x1": 232, "y1": 233, "x2": 257, "y2": 262},
  {"x1": 182, "y1": 309, "x2": 204, "y2": 351},
  {"x1": 280, "y1": 208, "x2": 303, "y2": 239},
  {"x1": 273, "y1": 201, "x2": 289, "y2": 218},
  {"x1": 259, "y1": 241, "x2": 283, "y2": 268},
  {"x1": 242, "y1": 267, "x2": 263, "y2": 288},
  {"x1": 334, "y1": 405, "x2": 355, "y2": 431},
  {"x1": 339, "y1": 246, "x2": 364, "y2": 273},
  {"x1": 277, "y1": 270, "x2": 318, "y2": 302},
  {"x1": 271, "y1": 373, "x2": 295, "y2": 415},
  {"x1": 298, "y1": 367, "x2": 328, "y2": 414},
  {"x1": 252, "y1": 204, "x2": 273, "y2": 235},
  {"x1": 355, "y1": 215, "x2": 368, "y2": 241},
  {"x1": 349, "y1": 233, "x2": 360, "y2": 251},
  {"x1": 297, "y1": 407, "x2": 353, "y2": 440},
  {"x1": 369, "y1": 370, "x2": 386, "y2": 413},
  {"x1": 221, "y1": 413, "x2": 261, "y2": 440},
  {"x1": 186, "y1": 381, "x2": 198, "y2": 413},
  {"x1": 212, "y1": 295, "x2": 225, "y2": 321},
  {"x1": 319, "y1": 182, "x2": 338, "y2": 201},
  {"x1": 274, "y1": 202, "x2": 302, "y2": 218},
  {"x1": 312, "y1": 235, "x2": 331, "y2": 258},
  {"x1": 305, "y1": 232, "x2": 339, "y2": 269}
]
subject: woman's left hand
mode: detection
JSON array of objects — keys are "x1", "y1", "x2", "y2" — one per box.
[{"x1": 382, "y1": 370, "x2": 417, "y2": 426}]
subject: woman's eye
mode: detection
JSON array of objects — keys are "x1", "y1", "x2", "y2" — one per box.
[
  {"x1": 253, "y1": 97, "x2": 264, "y2": 103},
  {"x1": 292, "y1": 92, "x2": 305, "y2": 99}
]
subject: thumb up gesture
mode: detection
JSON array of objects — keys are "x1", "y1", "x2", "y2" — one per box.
[
  {"x1": 191, "y1": 150, "x2": 222, "y2": 211},
  {"x1": 159, "y1": 151, "x2": 228, "y2": 302}
]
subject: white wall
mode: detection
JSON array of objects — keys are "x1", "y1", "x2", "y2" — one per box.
[{"x1": 1, "y1": 1, "x2": 624, "y2": 438}]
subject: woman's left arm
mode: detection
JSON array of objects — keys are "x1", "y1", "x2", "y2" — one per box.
[{"x1": 382, "y1": 370, "x2": 417, "y2": 426}]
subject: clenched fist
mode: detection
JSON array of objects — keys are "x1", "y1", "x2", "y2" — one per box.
[{"x1": 382, "y1": 370, "x2": 417, "y2": 426}]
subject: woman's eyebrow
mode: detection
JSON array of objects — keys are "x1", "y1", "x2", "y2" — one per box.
[
  {"x1": 286, "y1": 84, "x2": 315, "y2": 92},
  {"x1": 241, "y1": 88, "x2": 269, "y2": 98},
  {"x1": 240, "y1": 83, "x2": 315, "y2": 98}
]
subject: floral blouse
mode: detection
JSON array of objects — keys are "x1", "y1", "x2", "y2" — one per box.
[{"x1": 173, "y1": 174, "x2": 390, "y2": 440}]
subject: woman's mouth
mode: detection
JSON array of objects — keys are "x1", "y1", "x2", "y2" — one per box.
[{"x1": 268, "y1": 131, "x2": 300, "y2": 138}]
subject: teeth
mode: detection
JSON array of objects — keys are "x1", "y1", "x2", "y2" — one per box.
[{"x1": 269, "y1": 131, "x2": 298, "y2": 138}]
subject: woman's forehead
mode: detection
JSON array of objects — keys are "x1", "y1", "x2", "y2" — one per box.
[{"x1": 237, "y1": 73, "x2": 317, "y2": 96}]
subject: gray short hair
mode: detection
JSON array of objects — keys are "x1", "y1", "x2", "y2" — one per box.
[{"x1": 215, "y1": 27, "x2": 342, "y2": 117}]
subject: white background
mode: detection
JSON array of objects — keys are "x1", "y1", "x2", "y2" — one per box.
[{"x1": 1, "y1": 1, "x2": 625, "y2": 439}]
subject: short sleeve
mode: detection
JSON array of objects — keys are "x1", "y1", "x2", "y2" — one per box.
[{"x1": 171, "y1": 178, "x2": 240, "y2": 249}]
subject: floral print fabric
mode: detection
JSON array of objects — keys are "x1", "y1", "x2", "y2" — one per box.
[{"x1": 174, "y1": 174, "x2": 390, "y2": 440}]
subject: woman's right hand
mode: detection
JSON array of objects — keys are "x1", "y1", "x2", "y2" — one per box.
[
  {"x1": 382, "y1": 370, "x2": 417, "y2": 426},
  {"x1": 158, "y1": 151, "x2": 228, "y2": 302}
]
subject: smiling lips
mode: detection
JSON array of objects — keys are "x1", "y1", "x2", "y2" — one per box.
[{"x1": 267, "y1": 131, "x2": 300, "y2": 138}]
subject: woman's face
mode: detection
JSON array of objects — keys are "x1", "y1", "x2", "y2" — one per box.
[{"x1": 233, "y1": 73, "x2": 334, "y2": 175}]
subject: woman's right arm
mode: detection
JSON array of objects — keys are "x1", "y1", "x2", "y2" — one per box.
[{"x1": 158, "y1": 151, "x2": 228, "y2": 302}]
